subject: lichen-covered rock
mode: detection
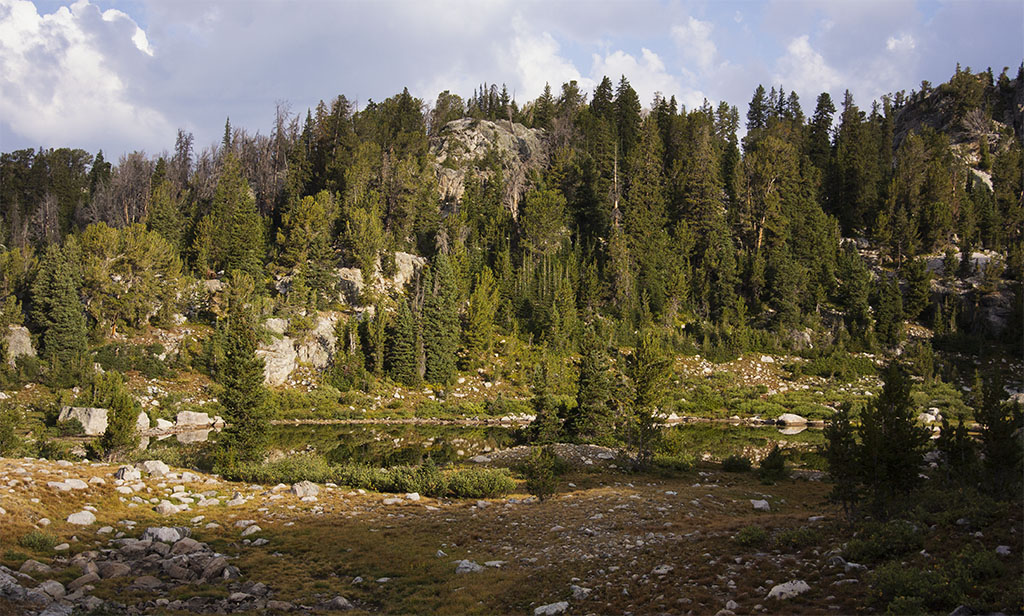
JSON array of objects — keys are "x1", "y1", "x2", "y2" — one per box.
[
  {"x1": 57, "y1": 406, "x2": 108, "y2": 436},
  {"x1": 257, "y1": 335, "x2": 297, "y2": 386},
  {"x1": 175, "y1": 410, "x2": 211, "y2": 427},
  {"x1": 767, "y1": 580, "x2": 810, "y2": 600},
  {"x1": 4, "y1": 325, "x2": 35, "y2": 366}
]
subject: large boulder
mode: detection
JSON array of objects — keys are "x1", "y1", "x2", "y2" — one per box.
[
  {"x1": 135, "y1": 411, "x2": 150, "y2": 432},
  {"x1": 257, "y1": 336, "x2": 297, "y2": 386},
  {"x1": 176, "y1": 410, "x2": 211, "y2": 427},
  {"x1": 4, "y1": 325, "x2": 35, "y2": 366},
  {"x1": 67, "y1": 510, "x2": 96, "y2": 525},
  {"x1": 767, "y1": 580, "x2": 810, "y2": 600},
  {"x1": 777, "y1": 413, "x2": 807, "y2": 426},
  {"x1": 58, "y1": 406, "x2": 108, "y2": 436}
]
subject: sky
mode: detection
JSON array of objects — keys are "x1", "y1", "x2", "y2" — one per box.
[{"x1": 1, "y1": 0, "x2": 1021, "y2": 159}]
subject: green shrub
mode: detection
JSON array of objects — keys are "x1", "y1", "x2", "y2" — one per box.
[
  {"x1": 870, "y1": 562, "x2": 947, "y2": 608},
  {"x1": 446, "y1": 467, "x2": 515, "y2": 498},
  {"x1": 56, "y1": 417, "x2": 84, "y2": 436},
  {"x1": 774, "y1": 527, "x2": 821, "y2": 550},
  {"x1": 18, "y1": 531, "x2": 57, "y2": 552},
  {"x1": 758, "y1": 445, "x2": 788, "y2": 483},
  {"x1": 734, "y1": 525, "x2": 769, "y2": 548},
  {"x1": 651, "y1": 453, "x2": 693, "y2": 472},
  {"x1": 35, "y1": 438, "x2": 77, "y2": 461},
  {"x1": 845, "y1": 519, "x2": 923, "y2": 564},
  {"x1": 722, "y1": 454, "x2": 752, "y2": 472},
  {"x1": 0, "y1": 406, "x2": 22, "y2": 455},
  {"x1": 522, "y1": 446, "x2": 558, "y2": 501}
]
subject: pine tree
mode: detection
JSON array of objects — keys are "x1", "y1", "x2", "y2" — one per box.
[
  {"x1": 567, "y1": 324, "x2": 613, "y2": 441},
  {"x1": 93, "y1": 371, "x2": 141, "y2": 461},
  {"x1": 902, "y1": 257, "x2": 932, "y2": 321},
  {"x1": 422, "y1": 255, "x2": 459, "y2": 384},
  {"x1": 857, "y1": 364, "x2": 930, "y2": 517},
  {"x1": 625, "y1": 328, "x2": 669, "y2": 469},
  {"x1": 874, "y1": 274, "x2": 904, "y2": 347},
  {"x1": 528, "y1": 354, "x2": 563, "y2": 443},
  {"x1": 386, "y1": 297, "x2": 417, "y2": 386},
  {"x1": 216, "y1": 271, "x2": 270, "y2": 465},
  {"x1": 824, "y1": 404, "x2": 860, "y2": 520},
  {"x1": 147, "y1": 178, "x2": 183, "y2": 250},
  {"x1": 31, "y1": 241, "x2": 89, "y2": 387},
  {"x1": 464, "y1": 267, "x2": 499, "y2": 360},
  {"x1": 614, "y1": 76, "x2": 642, "y2": 162}
]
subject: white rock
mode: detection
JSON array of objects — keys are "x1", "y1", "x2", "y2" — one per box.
[
  {"x1": 996, "y1": 545, "x2": 1011, "y2": 556},
  {"x1": 67, "y1": 510, "x2": 96, "y2": 525},
  {"x1": 138, "y1": 460, "x2": 170, "y2": 477},
  {"x1": 652, "y1": 564, "x2": 674, "y2": 575},
  {"x1": 777, "y1": 413, "x2": 807, "y2": 426},
  {"x1": 241, "y1": 524, "x2": 261, "y2": 537},
  {"x1": 290, "y1": 481, "x2": 319, "y2": 498},
  {"x1": 176, "y1": 410, "x2": 211, "y2": 427},
  {"x1": 135, "y1": 411, "x2": 150, "y2": 432},
  {"x1": 760, "y1": 355, "x2": 774, "y2": 363},
  {"x1": 534, "y1": 601, "x2": 569, "y2": 615},
  {"x1": 751, "y1": 499, "x2": 771, "y2": 512},
  {"x1": 155, "y1": 418, "x2": 174, "y2": 430},
  {"x1": 154, "y1": 501, "x2": 180, "y2": 515},
  {"x1": 767, "y1": 580, "x2": 810, "y2": 600},
  {"x1": 405, "y1": 492, "x2": 421, "y2": 501},
  {"x1": 57, "y1": 406, "x2": 108, "y2": 435},
  {"x1": 454, "y1": 560, "x2": 483, "y2": 574}
]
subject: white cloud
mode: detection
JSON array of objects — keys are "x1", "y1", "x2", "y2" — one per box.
[
  {"x1": 588, "y1": 47, "x2": 706, "y2": 111},
  {"x1": 886, "y1": 34, "x2": 915, "y2": 52},
  {"x1": 0, "y1": 0, "x2": 171, "y2": 153},
  {"x1": 671, "y1": 17, "x2": 716, "y2": 71},
  {"x1": 509, "y1": 18, "x2": 592, "y2": 101},
  {"x1": 773, "y1": 35, "x2": 841, "y2": 100}
]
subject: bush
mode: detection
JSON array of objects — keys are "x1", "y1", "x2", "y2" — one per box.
[
  {"x1": 445, "y1": 467, "x2": 515, "y2": 498},
  {"x1": 734, "y1": 525, "x2": 769, "y2": 548},
  {"x1": 226, "y1": 452, "x2": 515, "y2": 499},
  {"x1": 56, "y1": 417, "x2": 85, "y2": 436},
  {"x1": 35, "y1": 438, "x2": 77, "y2": 461},
  {"x1": 774, "y1": 527, "x2": 821, "y2": 550},
  {"x1": 522, "y1": 446, "x2": 558, "y2": 501},
  {"x1": 18, "y1": 531, "x2": 57, "y2": 552},
  {"x1": 722, "y1": 454, "x2": 752, "y2": 472},
  {"x1": 758, "y1": 445, "x2": 788, "y2": 483},
  {"x1": 845, "y1": 519, "x2": 923, "y2": 564},
  {"x1": 870, "y1": 562, "x2": 947, "y2": 608},
  {"x1": 0, "y1": 406, "x2": 22, "y2": 455}
]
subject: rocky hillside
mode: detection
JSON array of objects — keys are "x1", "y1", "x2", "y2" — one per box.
[
  {"x1": 893, "y1": 68, "x2": 1023, "y2": 153},
  {"x1": 430, "y1": 118, "x2": 547, "y2": 219}
]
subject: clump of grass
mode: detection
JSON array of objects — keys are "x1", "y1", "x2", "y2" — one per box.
[{"x1": 18, "y1": 530, "x2": 57, "y2": 552}]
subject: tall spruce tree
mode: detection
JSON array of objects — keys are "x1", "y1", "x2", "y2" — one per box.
[
  {"x1": 216, "y1": 271, "x2": 270, "y2": 465},
  {"x1": 31, "y1": 240, "x2": 89, "y2": 387},
  {"x1": 567, "y1": 324, "x2": 613, "y2": 441},
  {"x1": 857, "y1": 364, "x2": 930, "y2": 517},
  {"x1": 386, "y1": 296, "x2": 417, "y2": 385},
  {"x1": 422, "y1": 254, "x2": 460, "y2": 384}
]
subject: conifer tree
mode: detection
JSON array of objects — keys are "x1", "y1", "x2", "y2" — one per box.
[
  {"x1": 31, "y1": 240, "x2": 88, "y2": 387},
  {"x1": 147, "y1": 178, "x2": 183, "y2": 250},
  {"x1": 567, "y1": 324, "x2": 613, "y2": 441},
  {"x1": 528, "y1": 353, "x2": 563, "y2": 443},
  {"x1": 92, "y1": 371, "x2": 141, "y2": 460},
  {"x1": 625, "y1": 328, "x2": 669, "y2": 468},
  {"x1": 874, "y1": 274, "x2": 904, "y2": 347},
  {"x1": 365, "y1": 301, "x2": 388, "y2": 376},
  {"x1": 857, "y1": 364, "x2": 930, "y2": 517},
  {"x1": 902, "y1": 257, "x2": 932, "y2": 321},
  {"x1": 464, "y1": 267, "x2": 499, "y2": 360},
  {"x1": 422, "y1": 254, "x2": 459, "y2": 384},
  {"x1": 386, "y1": 296, "x2": 417, "y2": 386},
  {"x1": 216, "y1": 271, "x2": 270, "y2": 465},
  {"x1": 824, "y1": 404, "x2": 860, "y2": 520}
]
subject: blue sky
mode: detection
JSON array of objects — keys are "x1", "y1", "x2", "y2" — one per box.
[{"x1": 1, "y1": 0, "x2": 1021, "y2": 158}]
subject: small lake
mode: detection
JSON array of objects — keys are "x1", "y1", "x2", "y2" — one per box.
[{"x1": 143, "y1": 421, "x2": 824, "y2": 469}]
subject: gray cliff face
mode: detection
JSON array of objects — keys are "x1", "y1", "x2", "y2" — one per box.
[{"x1": 430, "y1": 118, "x2": 547, "y2": 220}]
